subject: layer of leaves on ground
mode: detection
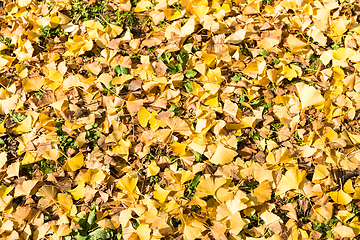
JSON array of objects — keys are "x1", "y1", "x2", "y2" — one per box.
[{"x1": 1, "y1": 0, "x2": 360, "y2": 239}]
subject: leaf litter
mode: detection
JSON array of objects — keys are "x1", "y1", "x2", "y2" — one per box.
[{"x1": 1, "y1": 0, "x2": 360, "y2": 239}]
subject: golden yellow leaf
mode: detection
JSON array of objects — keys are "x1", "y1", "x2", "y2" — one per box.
[
  {"x1": 254, "y1": 180, "x2": 272, "y2": 203},
  {"x1": 295, "y1": 82, "x2": 325, "y2": 110},
  {"x1": 153, "y1": 184, "x2": 170, "y2": 203},
  {"x1": 69, "y1": 182, "x2": 86, "y2": 200},
  {"x1": 328, "y1": 189, "x2": 352, "y2": 205},
  {"x1": 136, "y1": 224, "x2": 151, "y2": 240},
  {"x1": 80, "y1": 169, "x2": 106, "y2": 185},
  {"x1": 195, "y1": 177, "x2": 227, "y2": 198},
  {"x1": 209, "y1": 143, "x2": 237, "y2": 165},
  {"x1": 276, "y1": 168, "x2": 307, "y2": 195},
  {"x1": 312, "y1": 164, "x2": 329, "y2": 181},
  {"x1": 138, "y1": 107, "x2": 151, "y2": 128},
  {"x1": 14, "y1": 180, "x2": 38, "y2": 197},
  {"x1": 0, "y1": 152, "x2": 7, "y2": 169},
  {"x1": 0, "y1": 95, "x2": 18, "y2": 115},
  {"x1": 0, "y1": 185, "x2": 13, "y2": 198},
  {"x1": 146, "y1": 160, "x2": 160, "y2": 177},
  {"x1": 36, "y1": 185, "x2": 58, "y2": 203},
  {"x1": 57, "y1": 193, "x2": 73, "y2": 212},
  {"x1": 63, "y1": 152, "x2": 84, "y2": 172}
]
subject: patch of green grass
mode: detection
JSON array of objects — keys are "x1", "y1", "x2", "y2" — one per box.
[
  {"x1": 115, "y1": 10, "x2": 138, "y2": 30},
  {"x1": 39, "y1": 159, "x2": 57, "y2": 174},
  {"x1": 56, "y1": 121, "x2": 78, "y2": 155},
  {"x1": 69, "y1": 0, "x2": 109, "y2": 26},
  {"x1": 0, "y1": 36, "x2": 11, "y2": 46},
  {"x1": 85, "y1": 123, "x2": 102, "y2": 150},
  {"x1": 331, "y1": 41, "x2": 341, "y2": 50},
  {"x1": 39, "y1": 25, "x2": 65, "y2": 40},
  {"x1": 168, "y1": 104, "x2": 179, "y2": 115},
  {"x1": 64, "y1": 204, "x2": 114, "y2": 240},
  {"x1": 249, "y1": 131, "x2": 260, "y2": 140},
  {"x1": 312, "y1": 219, "x2": 339, "y2": 239},
  {"x1": 10, "y1": 111, "x2": 27, "y2": 123},
  {"x1": 184, "y1": 173, "x2": 201, "y2": 198}
]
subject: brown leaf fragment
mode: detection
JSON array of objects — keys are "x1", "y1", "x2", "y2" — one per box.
[
  {"x1": 108, "y1": 38, "x2": 121, "y2": 50},
  {"x1": 128, "y1": 80, "x2": 143, "y2": 92},
  {"x1": 277, "y1": 127, "x2": 291, "y2": 142},
  {"x1": 142, "y1": 37, "x2": 162, "y2": 48},
  {"x1": 155, "y1": 60, "x2": 167, "y2": 76},
  {"x1": 254, "y1": 151, "x2": 266, "y2": 163}
]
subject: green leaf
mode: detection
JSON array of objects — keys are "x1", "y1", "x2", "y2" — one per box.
[
  {"x1": 89, "y1": 229, "x2": 111, "y2": 240},
  {"x1": 259, "y1": 49, "x2": 269, "y2": 56},
  {"x1": 184, "y1": 81, "x2": 193, "y2": 93},
  {"x1": 114, "y1": 65, "x2": 130, "y2": 76},
  {"x1": 87, "y1": 208, "x2": 97, "y2": 229},
  {"x1": 194, "y1": 151, "x2": 202, "y2": 162},
  {"x1": 176, "y1": 52, "x2": 189, "y2": 64},
  {"x1": 168, "y1": 104, "x2": 179, "y2": 114},
  {"x1": 185, "y1": 69, "x2": 197, "y2": 78}
]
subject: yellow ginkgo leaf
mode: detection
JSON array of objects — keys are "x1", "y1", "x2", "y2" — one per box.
[
  {"x1": 57, "y1": 193, "x2": 73, "y2": 212},
  {"x1": 136, "y1": 224, "x2": 151, "y2": 240},
  {"x1": 0, "y1": 95, "x2": 18, "y2": 115},
  {"x1": 312, "y1": 164, "x2": 329, "y2": 181},
  {"x1": 80, "y1": 169, "x2": 106, "y2": 185},
  {"x1": 195, "y1": 177, "x2": 227, "y2": 198},
  {"x1": 254, "y1": 180, "x2": 272, "y2": 204},
  {"x1": 36, "y1": 185, "x2": 58, "y2": 203},
  {"x1": 171, "y1": 142, "x2": 187, "y2": 157},
  {"x1": 153, "y1": 184, "x2": 171, "y2": 203},
  {"x1": 285, "y1": 34, "x2": 308, "y2": 52},
  {"x1": 161, "y1": 117, "x2": 192, "y2": 136},
  {"x1": 116, "y1": 175, "x2": 138, "y2": 196},
  {"x1": 343, "y1": 180, "x2": 355, "y2": 194},
  {"x1": 276, "y1": 168, "x2": 307, "y2": 196},
  {"x1": 147, "y1": 160, "x2": 160, "y2": 177},
  {"x1": 0, "y1": 152, "x2": 7, "y2": 169},
  {"x1": 0, "y1": 185, "x2": 13, "y2": 198},
  {"x1": 328, "y1": 189, "x2": 352, "y2": 205},
  {"x1": 138, "y1": 107, "x2": 151, "y2": 128},
  {"x1": 295, "y1": 82, "x2": 325, "y2": 110},
  {"x1": 134, "y1": 0, "x2": 151, "y2": 12},
  {"x1": 209, "y1": 143, "x2": 237, "y2": 165},
  {"x1": 63, "y1": 152, "x2": 84, "y2": 172},
  {"x1": 14, "y1": 180, "x2": 39, "y2": 197},
  {"x1": 69, "y1": 182, "x2": 86, "y2": 200}
]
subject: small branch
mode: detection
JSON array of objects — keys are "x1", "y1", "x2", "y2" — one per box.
[{"x1": 341, "y1": 169, "x2": 360, "y2": 185}]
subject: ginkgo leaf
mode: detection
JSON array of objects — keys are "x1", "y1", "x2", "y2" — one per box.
[
  {"x1": 14, "y1": 180, "x2": 39, "y2": 197},
  {"x1": 36, "y1": 185, "x2": 58, "y2": 203},
  {"x1": 328, "y1": 189, "x2": 352, "y2": 205},
  {"x1": 209, "y1": 143, "x2": 237, "y2": 165},
  {"x1": 57, "y1": 193, "x2": 73, "y2": 213},
  {"x1": 138, "y1": 106, "x2": 151, "y2": 127},
  {"x1": 295, "y1": 82, "x2": 325, "y2": 110},
  {"x1": 69, "y1": 182, "x2": 86, "y2": 200},
  {"x1": 116, "y1": 175, "x2": 138, "y2": 197},
  {"x1": 285, "y1": 34, "x2": 308, "y2": 52},
  {"x1": 0, "y1": 152, "x2": 7, "y2": 169},
  {"x1": 276, "y1": 168, "x2": 307, "y2": 195},
  {"x1": 254, "y1": 180, "x2": 272, "y2": 203},
  {"x1": 63, "y1": 152, "x2": 84, "y2": 172},
  {"x1": 0, "y1": 95, "x2": 18, "y2": 115},
  {"x1": 153, "y1": 184, "x2": 171, "y2": 203},
  {"x1": 146, "y1": 160, "x2": 160, "y2": 177},
  {"x1": 136, "y1": 224, "x2": 151, "y2": 240},
  {"x1": 195, "y1": 177, "x2": 227, "y2": 198},
  {"x1": 80, "y1": 169, "x2": 106, "y2": 185},
  {"x1": 161, "y1": 117, "x2": 192, "y2": 136}
]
